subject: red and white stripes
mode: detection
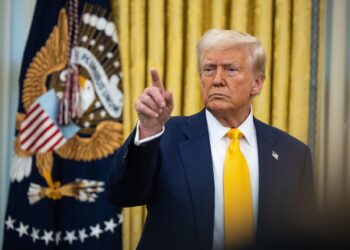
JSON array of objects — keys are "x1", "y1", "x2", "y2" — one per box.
[{"x1": 19, "y1": 103, "x2": 66, "y2": 153}]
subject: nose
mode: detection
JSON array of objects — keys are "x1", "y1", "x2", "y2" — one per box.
[{"x1": 213, "y1": 67, "x2": 224, "y2": 86}]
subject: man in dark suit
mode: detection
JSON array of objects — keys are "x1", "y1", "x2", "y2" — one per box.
[{"x1": 107, "y1": 29, "x2": 315, "y2": 250}]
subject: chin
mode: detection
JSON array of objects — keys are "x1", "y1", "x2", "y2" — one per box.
[{"x1": 206, "y1": 103, "x2": 228, "y2": 115}]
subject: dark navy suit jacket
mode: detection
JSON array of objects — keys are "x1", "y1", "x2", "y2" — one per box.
[{"x1": 107, "y1": 110, "x2": 314, "y2": 250}]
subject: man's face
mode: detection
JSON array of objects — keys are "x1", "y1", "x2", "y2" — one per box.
[{"x1": 199, "y1": 47, "x2": 263, "y2": 117}]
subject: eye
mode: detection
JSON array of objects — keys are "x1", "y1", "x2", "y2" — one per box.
[
  {"x1": 226, "y1": 67, "x2": 238, "y2": 75},
  {"x1": 202, "y1": 66, "x2": 215, "y2": 76},
  {"x1": 203, "y1": 66, "x2": 214, "y2": 72}
]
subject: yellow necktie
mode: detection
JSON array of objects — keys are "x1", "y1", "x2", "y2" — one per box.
[{"x1": 224, "y1": 128, "x2": 253, "y2": 248}]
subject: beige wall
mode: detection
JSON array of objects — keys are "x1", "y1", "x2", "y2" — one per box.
[
  {"x1": 317, "y1": 0, "x2": 350, "y2": 205},
  {"x1": 0, "y1": 1, "x2": 12, "y2": 245},
  {"x1": 0, "y1": 0, "x2": 36, "y2": 246}
]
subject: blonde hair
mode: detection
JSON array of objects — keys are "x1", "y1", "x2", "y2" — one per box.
[{"x1": 197, "y1": 29, "x2": 266, "y2": 77}]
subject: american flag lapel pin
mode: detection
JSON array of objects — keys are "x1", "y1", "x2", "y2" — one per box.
[{"x1": 272, "y1": 150, "x2": 279, "y2": 160}]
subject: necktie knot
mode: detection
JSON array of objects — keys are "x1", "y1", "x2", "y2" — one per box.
[{"x1": 226, "y1": 128, "x2": 243, "y2": 140}]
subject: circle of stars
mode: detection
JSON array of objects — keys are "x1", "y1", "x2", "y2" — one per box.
[{"x1": 4, "y1": 214, "x2": 122, "y2": 246}]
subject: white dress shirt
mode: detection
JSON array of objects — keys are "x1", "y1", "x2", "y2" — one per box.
[
  {"x1": 134, "y1": 121, "x2": 164, "y2": 146},
  {"x1": 134, "y1": 109, "x2": 259, "y2": 250},
  {"x1": 206, "y1": 109, "x2": 259, "y2": 250}
]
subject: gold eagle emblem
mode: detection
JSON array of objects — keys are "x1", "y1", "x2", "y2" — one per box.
[{"x1": 14, "y1": 5, "x2": 123, "y2": 204}]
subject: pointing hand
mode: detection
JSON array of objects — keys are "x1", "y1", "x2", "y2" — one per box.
[{"x1": 135, "y1": 68, "x2": 174, "y2": 139}]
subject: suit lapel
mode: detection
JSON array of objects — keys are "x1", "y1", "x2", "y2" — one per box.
[
  {"x1": 254, "y1": 118, "x2": 285, "y2": 236},
  {"x1": 177, "y1": 115, "x2": 285, "y2": 247},
  {"x1": 179, "y1": 110, "x2": 214, "y2": 250}
]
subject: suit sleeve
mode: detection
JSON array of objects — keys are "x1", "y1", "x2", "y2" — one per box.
[
  {"x1": 300, "y1": 146, "x2": 316, "y2": 210},
  {"x1": 106, "y1": 128, "x2": 161, "y2": 207}
]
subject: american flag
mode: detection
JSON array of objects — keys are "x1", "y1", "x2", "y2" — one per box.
[{"x1": 19, "y1": 89, "x2": 79, "y2": 153}]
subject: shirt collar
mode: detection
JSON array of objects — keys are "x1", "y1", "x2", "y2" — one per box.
[{"x1": 205, "y1": 107, "x2": 256, "y2": 147}]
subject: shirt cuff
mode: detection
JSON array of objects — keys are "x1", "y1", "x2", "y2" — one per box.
[{"x1": 134, "y1": 121, "x2": 165, "y2": 146}]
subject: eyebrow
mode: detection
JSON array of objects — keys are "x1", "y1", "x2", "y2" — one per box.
[{"x1": 203, "y1": 61, "x2": 239, "y2": 67}]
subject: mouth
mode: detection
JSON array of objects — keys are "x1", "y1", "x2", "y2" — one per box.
[{"x1": 208, "y1": 93, "x2": 229, "y2": 99}]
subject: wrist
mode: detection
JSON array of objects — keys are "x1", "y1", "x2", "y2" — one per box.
[{"x1": 139, "y1": 123, "x2": 163, "y2": 139}]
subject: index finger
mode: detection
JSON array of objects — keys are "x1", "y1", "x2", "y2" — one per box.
[{"x1": 150, "y1": 68, "x2": 164, "y2": 90}]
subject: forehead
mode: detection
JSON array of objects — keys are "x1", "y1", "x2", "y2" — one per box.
[{"x1": 202, "y1": 47, "x2": 251, "y2": 64}]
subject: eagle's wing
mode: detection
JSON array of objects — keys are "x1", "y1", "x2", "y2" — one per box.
[{"x1": 22, "y1": 9, "x2": 68, "y2": 111}]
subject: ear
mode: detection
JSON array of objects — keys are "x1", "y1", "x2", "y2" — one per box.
[{"x1": 251, "y1": 74, "x2": 265, "y2": 97}]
